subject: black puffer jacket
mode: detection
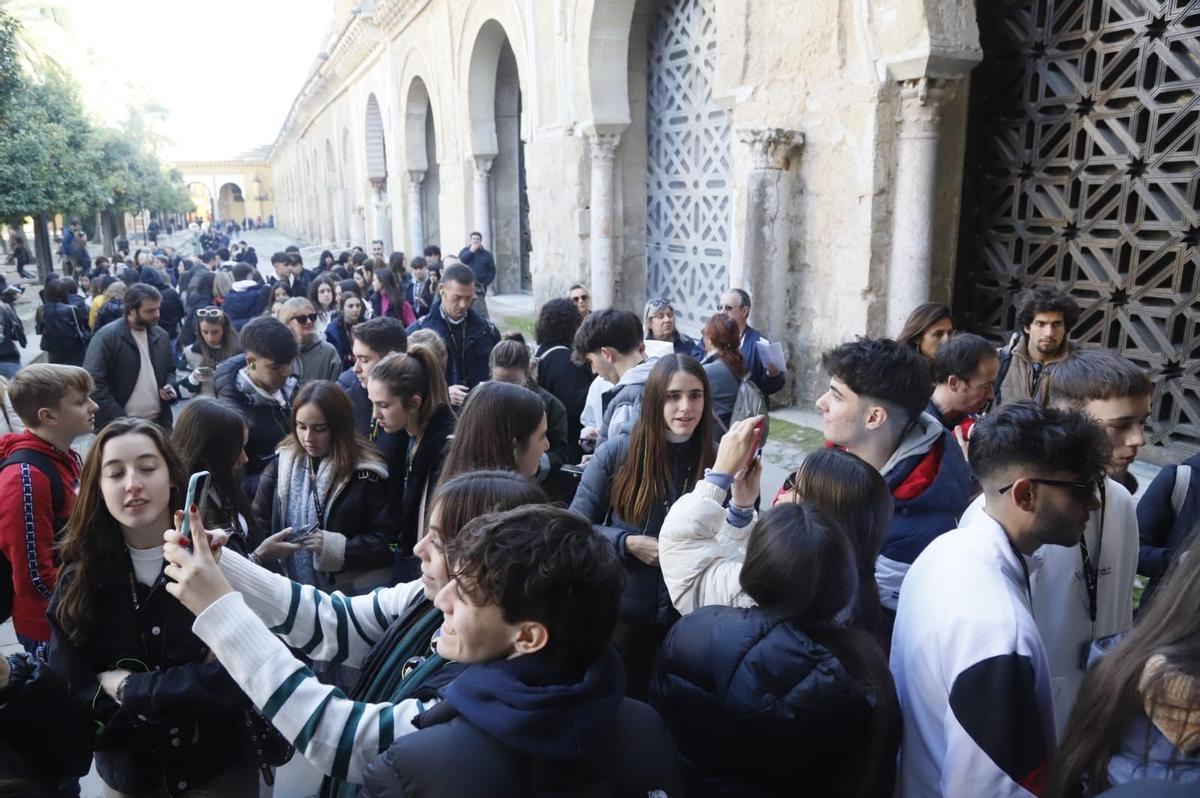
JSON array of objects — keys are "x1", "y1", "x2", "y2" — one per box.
[
  {"x1": 0, "y1": 651, "x2": 93, "y2": 795},
  {"x1": 651, "y1": 605, "x2": 900, "y2": 798},
  {"x1": 214, "y1": 354, "x2": 299, "y2": 484},
  {"x1": 47, "y1": 558, "x2": 256, "y2": 798}
]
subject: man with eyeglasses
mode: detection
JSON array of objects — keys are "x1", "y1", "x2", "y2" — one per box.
[
  {"x1": 405, "y1": 262, "x2": 499, "y2": 407},
  {"x1": 717, "y1": 289, "x2": 784, "y2": 395},
  {"x1": 928, "y1": 333, "x2": 1000, "y2": 443},
  {"x1": 961, "y1": 348, "x2": 1149, "y2": 738},
  {"x1": 644, "y1": 298, "x2": 703, "y2": 359},
  {"x1": 891, "y1": 401, "x2": 1110, "y2": 798},
  {"x1": 568, "y1": 284, "x2": 592, "y2": 318}
]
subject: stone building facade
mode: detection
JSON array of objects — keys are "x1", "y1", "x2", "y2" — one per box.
[{"x1": 270, "y1": 0, "x2": 1200, "y2": 463}]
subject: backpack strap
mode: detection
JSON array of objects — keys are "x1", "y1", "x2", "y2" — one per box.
[
  {"x1": 0, "y1": 450, "x2": 68, "y2": 527},
  {"x1": 1170, "y1": 464, "x2": 1192, "y2": 518}
]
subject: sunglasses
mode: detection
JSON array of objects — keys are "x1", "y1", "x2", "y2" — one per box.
[
  {"x1": 290, "y1": 313, "x2": 318, "y2": 324},
  {"x1": 570, "y1": 294, "x2": 590, "y2": 303},
  {"x1": 196, "y1": 307, "x2": 224, "y2": 319}
]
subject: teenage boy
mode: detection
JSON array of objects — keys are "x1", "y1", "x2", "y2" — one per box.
[
  {"x1": 572, "y1": 308, "x2": 657, "y2": 445},
  {"x1": 817, "y1": 337, "x2": 972, "y2": 633},
  {"x1": 405, "y1": 263, "x2": 499, "y2": 407},
  {"x1": 361, "y1": 505, "x2": 684, "y2": 795},
  {"x1": 928, "y1": 332, "x2": 1001, "y2": 435},
  {"x1": 962, "y1": 348, "x2": 1149, "y2": 736},
  {"x1": 0, "y1": 365, "x2": 96, "y2": 656},
  {"x1": 339, "y1": 317, "x2": 409, "y2": 435},
  {"x1": 994, "y1": 285, "x2": 1080, "y2": 407},
  {"x1": 891, "y1": 402, "x2": 1110, "y2": 797}
]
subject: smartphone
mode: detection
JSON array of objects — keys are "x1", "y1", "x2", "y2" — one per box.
[
  {"x1": 746, "y1": 419, "x2": 765, "y2": 471},
  {"x1": 195, "y1": 366, "x2": 214, "y2": 378},
  {"x1": 288, "y1": 520, "x2": 319, "y2": 542},
  {"x1": 179, "y1": 471, "x2": 211, "y2": 541}
]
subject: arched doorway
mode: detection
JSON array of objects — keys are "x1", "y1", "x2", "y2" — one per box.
[
  {"x1": 467, "y1": 20, "x2": 532, "y2": 293},
  {"x1": 645, "y1": 0, "x2": 732, "y2": 332},
  {"x1": 217, "y1": 182, "x2": 246, "y2": 223},
  {"x1": 365, "y1": 93, "x2": 391, "y2": 251},
  {"x1": 187, "y1": 182, "x2": 214, "y2": 223},
  {"x1": 405, "y1": 76, "x2": 441, "y2": 257}
]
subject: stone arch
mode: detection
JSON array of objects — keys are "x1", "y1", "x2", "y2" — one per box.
[
  {"x1": 187, "y1": 182, "x2": 214, "y2": 223},
  {"x1": 217, "y1": 182, "x2": 245, "y2": 222},
  {"x1": 404, "y1": 75, "x2": 441, "y2": 254},
  {"x1": 464, "y1": 16, "x2": 532, "y2": 291},
  {"x1": 584, "y1": 0, "x2": 636, "y2": 130},
  {"x1": 364, "y1": 93, "x2": 387, "y2": 181}
]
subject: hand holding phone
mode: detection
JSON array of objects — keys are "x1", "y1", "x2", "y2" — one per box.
[{"x1": 179, "y1": 471, "x2": 211, "y2": 542}]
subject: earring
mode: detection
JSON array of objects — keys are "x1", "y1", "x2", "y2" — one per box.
[{"x1": 250, "y1": 363, "x2": 256, "y2": 370}]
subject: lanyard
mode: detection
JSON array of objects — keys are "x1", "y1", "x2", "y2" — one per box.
[
  {"x1": 307, "y1": 459, "x2": 326, "y2": 522},
  {"x1": 1078, "y1": 480, "x2": 1107, "y2": 626}
]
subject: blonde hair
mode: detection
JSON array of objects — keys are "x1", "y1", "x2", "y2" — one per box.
[
  {"x1": 212, "y1": 270, "x2": 233, "y2": 300},
  {"x1": 407, "y1": 329, "x2": 448, "y2": 373},
  {"x1": 8, "y1": 364, "x2": 95, "y2": 427},
  {"x1": 279, "y1": 296, "x2": 315, "y2": 324}
]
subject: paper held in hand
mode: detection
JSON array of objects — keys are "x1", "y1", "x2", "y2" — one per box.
[{"x1": 756, "y1": 339, "x2": 786, "y2": 372}]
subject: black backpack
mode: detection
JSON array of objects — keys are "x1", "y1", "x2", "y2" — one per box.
[
  {"x1": 39, "y1": 303, "x2": 88, "y2": 352},
  {"x1": 0, "y1": 449, "x2": 69, "y2": 624}
]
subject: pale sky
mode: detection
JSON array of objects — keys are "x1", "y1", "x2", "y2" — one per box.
[{"x1": 61, "y1": 0, "x2": 333, "y2": 160}]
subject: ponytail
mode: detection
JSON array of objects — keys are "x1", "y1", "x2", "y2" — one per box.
[{"x1": 370, "y1": 346, "x2": 449, "y2": 430}]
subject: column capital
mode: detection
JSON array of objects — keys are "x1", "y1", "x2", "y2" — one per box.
[
  {"x1": 737, "y1": 128, "x2": 804, "y2": 170},
  {"x1": 896, "y1": 78, "x2": 959, "y2": 137},
  {"x1": 587, "y1": 132, "x2": 621, "y2": 163},
  {"x1": 473, "y1": 156, "x2": 494, "y2": 178},
  {"x1": 408, "y1": 170, "x2": 426, "y2": 186}
]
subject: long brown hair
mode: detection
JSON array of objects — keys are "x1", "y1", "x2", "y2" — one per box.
[
  {"x1": 441, "y1": 381, "x2": 546, "y2": 481},
  {"x1": 278, "y1": 381, "x2": 382, "y2": 486},
  {"x1": 172, "y1": 397, "x2": 257, "y2": 541},
  {"x1": 1048, "y1": 533, "x2": 1200, "y2": 797},
  {"x1": 897, "y1": 302, "x2": 952, "y2": 350},
  {"x1": 788, "y1": 448, "x2": 892, "y2": 635},
  {"x1": 702, "y1": 313, "x2": 746, "y2": 377},
  {"x1": 369, "y1": 346, "x2": 449, "y2": 432},
  {"x1": 193, "y1": 306, "x2": 241, "y2": 366},
  {"x1": 56, "y1": 419, "x2": 187, "y2": 644},
  {"x1": 612, "y1": 355, "x2": 714, "y2": 525},
  {"x1": 428, "y1": 470, "x2": 548, "y2": 546}
]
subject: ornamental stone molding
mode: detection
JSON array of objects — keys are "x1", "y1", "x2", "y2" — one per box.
[
  {"x1": 896, "y1": 78, "x2": 959, "y2": 138},
  {"x1": 408, "y1": 170, "x2": 426, "y2": 186},
  {"x1": 737, "y1": 128, "x2": 804, "y2": 171},
  {"x1": 473, "y1": 156, "x2": 495, "y2": 178},
  {"x1": 587, "y1": 132, "x2": 621, "y2": 163}
]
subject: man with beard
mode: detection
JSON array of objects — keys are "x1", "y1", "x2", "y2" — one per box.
[
  {"x1": 994, "y1": 285, "x2": 1080, "y2": 408},
  {"x1": 83, "y1": 284, "x2": 178, "y2": 431},
  {"x1": 891, "y1": 401, "x2": 1110, "y2": 797}
]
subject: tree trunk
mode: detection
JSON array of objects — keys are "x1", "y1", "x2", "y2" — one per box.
[
  {"x1": 100, "y1": 209, "x2": 116, "y2": 256},
  {"x1": 32, "y1": 212, "x2": 53, "y2": 282}
]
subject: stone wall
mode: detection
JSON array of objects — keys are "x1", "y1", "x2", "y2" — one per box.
[{"x1": 269, "y1": 0, "x2": 981, "y2": 408}]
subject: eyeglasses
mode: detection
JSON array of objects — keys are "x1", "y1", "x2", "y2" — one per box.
[
  {"x1": 289, "y1": 313, "x2": 318, "y2": 324},
  {"x1": 717, "y1": 304, "x2": 740, "y2": 312},
  {"x1": 998, "y1": 477, "x2": 1100, "y2": 500},
  {"x1": 570, "y1": 294, "x2": 590, "y2": 304},
  {"x1": 196, "y1": 307, "x2": 224, "y2": 319}
]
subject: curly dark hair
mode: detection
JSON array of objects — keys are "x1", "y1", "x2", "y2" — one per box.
[
  {"x1": 1016, "y1": 285, "x2": 1081, "y2": 333},
  {"x1": 446, "y1": 504, "x2": 625, "y2": 674},
  {"x1": 534, "y1": 297, "x2": 583, "y2": 347}
]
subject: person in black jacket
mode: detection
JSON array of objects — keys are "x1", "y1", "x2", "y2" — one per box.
[
  {"x1": 651, "y1": 499, "x2": 901, "y2": 798},
  {"x1": 1136, "y1": 450, "x2": 1200, "y2": 607},
  {"x1": 570, "y1": 354, "x2": 715, "y2": 699},
  {"x1": 47, "y1": 418, "x2": 266, "y2": 797},
  {"x1": 140, "y1": 262, "x2": 185, "y2": 351},
  {"x1": 457, "y1": 231, "x2": 495, "y2": 318},
  {"x1": 367, "y1": 346, "x2": 456, "y2": 572},
  {"x1": 405, "y1": 263, "x2": 499, "y2": 408},
  {"x1": 360, "y1": 505, "x2": 684, "y2": 798},
  {"x1": 83, "y1": 283, "x2": 177, "y2": 431},
  {"x1": 534, "y1": 297, "x2": 591, "y2": 463},
  {"x1": 37, "y1": 278, "x2": 90, "y2": 366},
  {"x1": 250, "y1": 380, "x2": 394, "y2": 596},
  {"x1": 0, "y1": 650, "x2": 93, "y2": 797},
  {"x1": 214, "y1": 317, "x2": 300, "y2": 496}
]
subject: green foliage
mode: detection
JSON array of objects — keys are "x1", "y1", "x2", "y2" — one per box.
[{"x1": 0, "y1": 4, "x2": 20, "y2": 119}]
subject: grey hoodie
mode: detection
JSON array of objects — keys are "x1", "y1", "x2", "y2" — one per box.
[{"x1": 598, "y1": 357, "x2": 659, "y2": 444}]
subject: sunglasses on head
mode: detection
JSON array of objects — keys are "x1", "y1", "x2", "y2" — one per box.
[
  {"x1": 290, "y1": 313, "x2": 318, "y2": 324},
  {"x1": 647, "y1": 297, "x2": 672, "y2": 312},
  {"x1": 196, "y1": 307, "x2": 224, "y2": 319}
]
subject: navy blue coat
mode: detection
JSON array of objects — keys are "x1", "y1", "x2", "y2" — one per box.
[
  {"x1": 457, "y1": 246, "x2": 496, "y2": 288},
  {"x1": 405, "y1": 301, "x2": 499, "y2": 389},
  {"x1": 1137, "y1": 451, "x2": 1200, "y2": 601},
  {"x1": 652, "y1": 606, "x2": 899, "y2": 797},
  {"x1": 739, "y1": 326, "x2": 785, "y2": 395}
]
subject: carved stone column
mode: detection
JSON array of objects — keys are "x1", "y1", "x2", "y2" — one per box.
[
  {"x1": 737, "y1": 127, "x2": 803, "y2": 370},
  {"x1": 408, "y1": 171, "x2": 426, "y2": 258},
  {"x1": 472, "y1": 156, "x2": 494, "y2": 252},
  {"x1": 588, "y1": 132, "x2": 621, "y2": 310},
  {"x1": 886, "y1": 78, "x2": 959, "y2": 336},
  {"x1": 349, "y1": 203, "x2": 366, "y2": 249}
]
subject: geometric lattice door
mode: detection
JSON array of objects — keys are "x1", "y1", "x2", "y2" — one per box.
[
  {"x1": 646, "y1": 0, "x2": 732, "y2": 333},
  {"x1": 954, "y1": 1, "x2": 1200, "y2": 462}
]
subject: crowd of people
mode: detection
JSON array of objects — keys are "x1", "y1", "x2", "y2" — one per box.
[{"x1": 0, "y1": 221, "x2": 1195, "y2": 798}]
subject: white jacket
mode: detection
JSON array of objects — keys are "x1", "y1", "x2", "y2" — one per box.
[
  {"x1": 961, "y1": 477, "x2": 1138, "y2": 737},
  {"x1": 658, "y1": 480, "x2": 756, "y2": 614},
  {"x1": 891, "y1": 511, "x2": 1056, "y2": 798}
]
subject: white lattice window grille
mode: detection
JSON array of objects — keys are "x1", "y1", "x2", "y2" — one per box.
[{"x1": 646, "y1": 0, "x2": 732, "y2": 333}]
